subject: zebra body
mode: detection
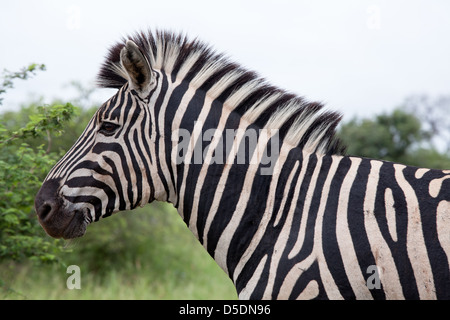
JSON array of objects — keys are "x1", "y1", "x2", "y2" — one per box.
[{"x1": 35, "y1": 31, "x2": 450, "y2": 299}]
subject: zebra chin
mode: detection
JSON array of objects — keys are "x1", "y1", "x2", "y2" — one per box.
[{"x1": 35, "y1": 179, "x2": 91, "y2": 239}]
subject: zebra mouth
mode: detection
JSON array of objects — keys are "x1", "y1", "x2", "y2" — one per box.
[
  {"x1": 35, "y1": 179, "x2": 93, "y2": 239},
  {"x1": 61, "y1": 208, "x2": 91, "y2": 239},
  {"x1": 37, "y1": 202, "x2": 90, "y2": 239}
]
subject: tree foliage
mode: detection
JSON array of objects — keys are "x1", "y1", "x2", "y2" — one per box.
[
  {"x1": 338, "y1": 104, "x2": 450, "y2": 169},
  {"x1": 0, "y1": 64, "x2": 46, "y2": 106},
  {"x1": 0, "y1": 65, "x2": 76, "y2": 264}
]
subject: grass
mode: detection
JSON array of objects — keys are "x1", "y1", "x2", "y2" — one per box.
[{"x1": 0, "y1": 203, "x2": 238, "y2": 300}]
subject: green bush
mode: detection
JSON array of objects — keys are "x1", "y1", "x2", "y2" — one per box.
[{"x1": 0, "y1": 65, "x2": 77, "y2": 265}]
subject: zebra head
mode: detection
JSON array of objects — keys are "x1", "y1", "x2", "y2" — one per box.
[{"x1": 35, "y1": 40, "x2": 161, "y2": 239}]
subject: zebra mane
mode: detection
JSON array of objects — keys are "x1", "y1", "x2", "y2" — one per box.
[{"x1": 97, "y1": 30, "x2": 346, "y2": 155}]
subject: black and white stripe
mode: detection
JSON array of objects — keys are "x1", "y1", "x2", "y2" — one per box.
[{"x1": 36, "y1": 30, "x2": 450, "y2": 299}]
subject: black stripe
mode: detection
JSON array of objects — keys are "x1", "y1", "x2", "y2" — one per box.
[
  {"x1": 176, "y1": 86, "x2": 207, "y2": 219},
  {"x1": 64, "y1": 194, "x2": 104, "y2": 221},
  {"x1": 347, "y1": 159, "x2": 387, "y2": 299},
  {"x1": 377, "y1": 161, "x2": 417, "y2": 298},
  {"x1": 403, "y1": 167, "x2": 450, "y2": 298},
  {"x1": 52, "y1": 120, "x2": 97, "y2": 178},
  {"x1": 92, "y1": 142, "x2": 134, "y2": 209},
  {"x1": 65, "y1": 176, "x2": 116, "y2": 219},
  {"x1": 103, "y1": 155, "x2": 126, "y2": 211},
  {"x1": 284, "y1": 152, "x2": 318, "y2": 259},
  {"x1": 320, "y1": 156, "x2": 355, "y2": 299},
  {"x1": 122, "y1": 97, "x2": 143, "y2": 208},
  {"x1": 113, "y1": 91, "x2": 133, "y2": 138},
  {"x1": 163, "y1": 78, "x2": 191, "y2": 202},
  {"x1": 152, "y1": 73, "x2": 171, "y2": 200}
]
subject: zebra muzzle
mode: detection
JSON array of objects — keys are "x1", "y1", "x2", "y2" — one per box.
[{"x1": 35, "y1": 179, "x2": 88, "y2": 239}]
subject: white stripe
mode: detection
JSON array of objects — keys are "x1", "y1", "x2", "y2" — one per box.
[
  {"x1": 429, "y1": 175, "x2": 450, "y2": 198},
  {"x1": 259, "y1": 161, "x2": 300, "y2": 299},
  {"x1": 288, "y1": 154, "x2": 321, "y2": 259},
  {"x1": 394, "y1": 163, "x2": 436, "y2": 299},
  {"x1": 157, "y1": 77, "x2": 183, "y2": 203},
  {"x1": 176, "y1": 79, "x2": 235, "y2": 223},
  {"x1": 277, "y1": 253, "x2": 316, "y2": 299},
  {"x1": 335, "y1": 157, "x2": 374, "y2": 299},
  {"x1": 436, "y1": 200, "x2": 450, "y2": 270},
  {"x1": 365, "y1": 160, "x2": 404, "y2": 299},
  {"x1": 415, "y1": 168, "x2": 429, "y2": 179},
  {"x1": 186, "y1": 79, "x2": 261, "y2": 230},
  {"x1": 213, "y1": 130, "x2": 275, "y2": 274},
  {"x1": 312, "y1": 155, "x2": 343, "y2": 299},
  {"x1": 384, "y1": 188, "x2": 398, "y2": 242},
  {"x1": 227, "y1": 143, "x2": 290, "y2": 283},
  {"x1": 296, "y1": 280, "x2": 320, "y2": 300},
  {"x1": 238, "y1": 255, "x2": 268, "y2": 300},
  {"x1": 201, "y1": 125, "x2": 247, "y2": 252}
]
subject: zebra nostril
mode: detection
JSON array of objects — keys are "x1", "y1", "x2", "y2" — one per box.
[
  {"x1": 35, "y1": 178, "x2": 63, "y2": 222},
  {"x1": 37, "y1": 202, "x2": 55, "y2": 221}
]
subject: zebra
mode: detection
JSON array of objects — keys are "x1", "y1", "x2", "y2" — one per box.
[{"x1": 35, "y1": 30, "x2": 450, "y2": 300}]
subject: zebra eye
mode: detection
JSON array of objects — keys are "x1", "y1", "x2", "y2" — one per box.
[{"x1": 99, "y1": 122, "x2": 120, "y2": 136}]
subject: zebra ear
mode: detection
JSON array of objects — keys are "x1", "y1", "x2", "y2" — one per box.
[{"x1": 120, "y1": 40, "x2": 153, "y2": 97}]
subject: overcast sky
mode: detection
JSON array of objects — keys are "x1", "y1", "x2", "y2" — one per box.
[{"x1": 1, "y1": 0, "x2": 450, "y2": 121}]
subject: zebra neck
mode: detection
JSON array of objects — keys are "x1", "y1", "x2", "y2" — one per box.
[
  {"x1": 152, "y1": 72, "x2": 335, "y2": 279},
  {"x1": 172, "y1": 129, "x2": 315, "y2": 278}
]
